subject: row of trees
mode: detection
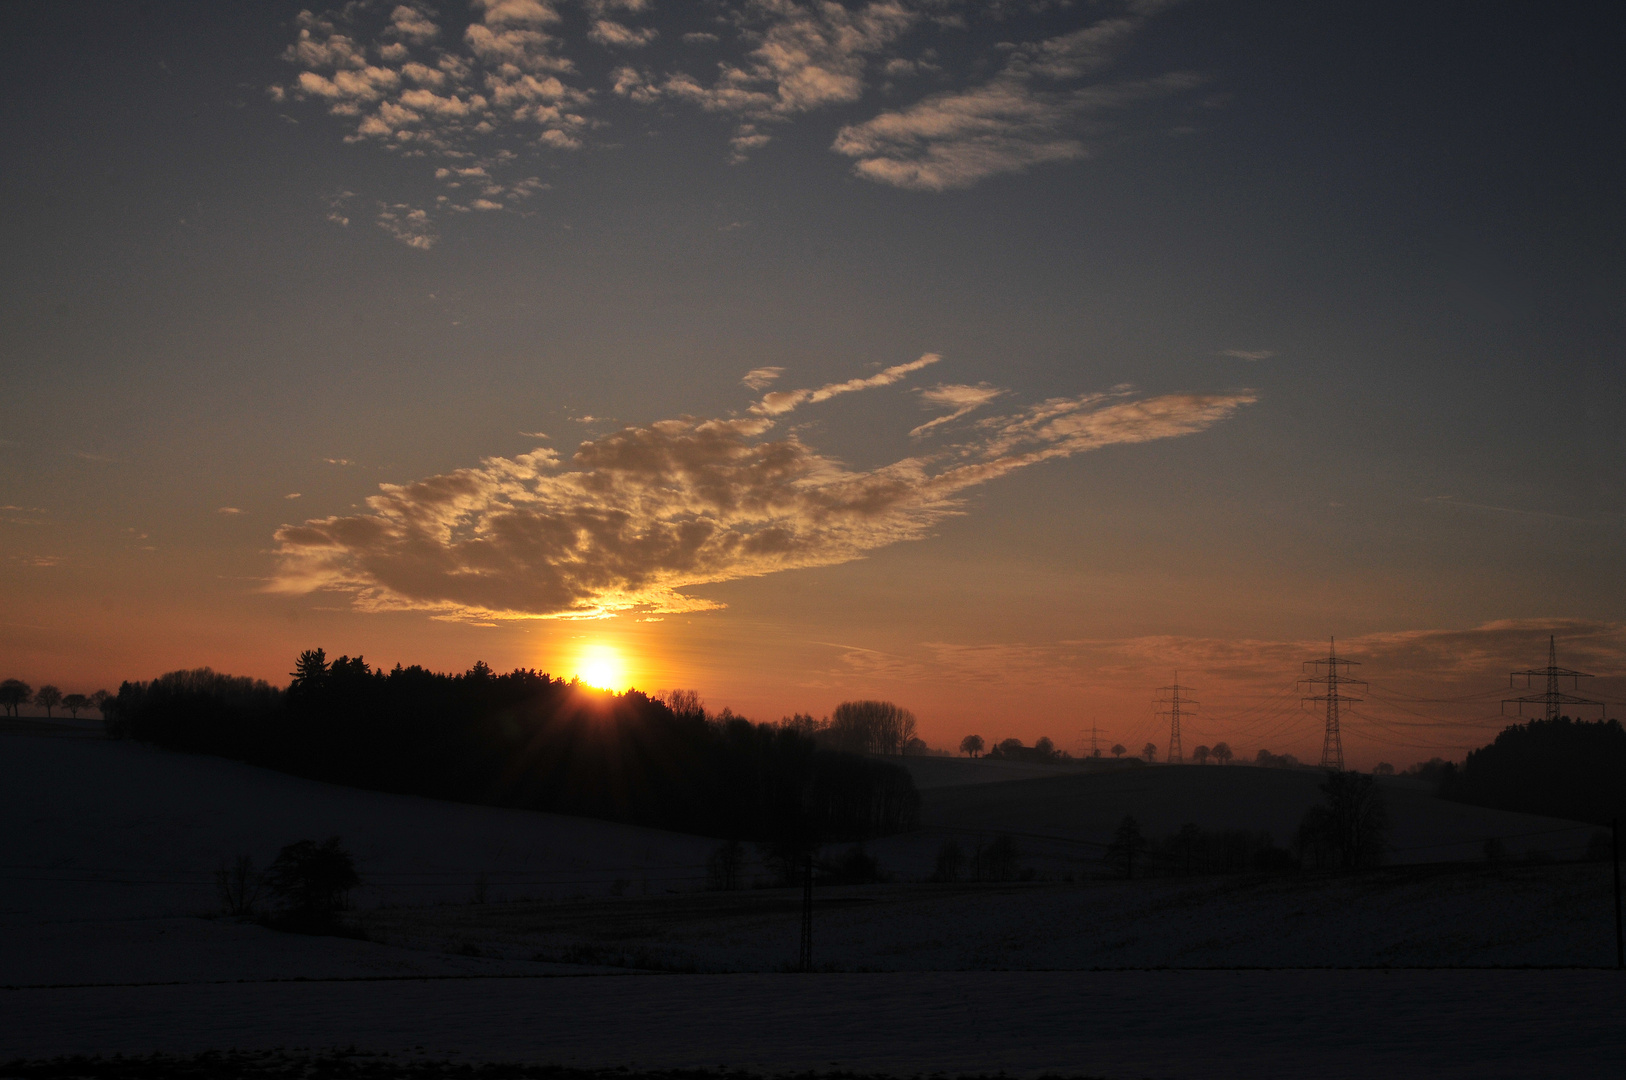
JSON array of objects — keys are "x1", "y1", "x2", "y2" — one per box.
[
  {"x1": 1101, "y1": 771, "x2": 1391, "y2": 879},
  {"x1": 105, "y1": 649, "x2": 920, "y2": 845},
  {"x1": 780, "y1": 701, "x2": 922, "y2": 756},
  {"x1": 0, "y1": 680, "x2": 110, "y2": 718}
]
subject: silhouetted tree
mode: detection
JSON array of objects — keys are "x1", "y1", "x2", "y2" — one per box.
[
  {"x1": 1143, "y1": 742, "x2": 1157, "y2": 762},
  {"x1": 971, "y1": 835, "x2": 1020, "y2": 882},
  {"x1": 1373, "y1": 762, "x2": 1395, "y2": 776},
  {"x1": 1, "y1": 679, "x2": 32, "y2": 717},
  {"x1": 61, "y1": 693, "x2": 90, "y2": 718},
  {"x1": 933, "y1": 839, "x2": 964, "y2": 882},
  {"x1": 1111, "y1": 743, "x2": 1126, "y2": 759},
  {"x1": 215, "y1": 854, "x2": 261, "y2": 916},
  {"x1": 288, "y1": 648, "x2": 329, "y2": 697},
  {"x1": 1034, "y1": 736, "x2": 1056, "y2": 762},
  {"x1": 34, "y1": 685, "x2": 62, "y2": 717},
  {"x1": 1438, "y1": 718, "x2": 1626, "y2": 824},
  {"x1": 1297, "y1": 771, "x2": 1389, "y2": 870},
  {"x1": 110, "y1": 651, "x2": 919, "y2": 845},
  {"x1": 1192, "y1": 744, "x2": 1211, "y2": 765},
  {"x1": 0, "y1": 681, "x2": 20, "y2": 717},
  {"x1": 960, "y1": 734, "x2": 984, "y2": 757},
  {"x1": 661, "y1": 689, "x2": 705, "y2": 721},
  {"x1": 265, "y1": 837, "x2": 359, "y2": 927},
  {"x1": 1104, "y1": 815, "x2": 1148, "y2": 878},
  {"x1": 828, "y1": 700, "x2": 917, "y2": 755},
  {"x1": 706, "y1": 840, "x2": 744, "y2": 891},
  {"x1": 1212, "y1": 741, "x2": 1232, "y2": 765}
]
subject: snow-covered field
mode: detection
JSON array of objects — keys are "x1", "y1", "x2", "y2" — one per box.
[{"x1": 5, "y1": 727, "x2": 1622, "y2": 1078}]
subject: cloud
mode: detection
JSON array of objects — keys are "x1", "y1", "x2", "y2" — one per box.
[
  {"x1": 832, "y1": 7, "x2": 1199, "y2": 190},
  {"x1": 627, "y1": 0, "x2": 918, "y2": 159},
  {"x1": 218, "y1": 507, "x2": 246, "y2": 515},
  {"x1": 1222, "y1": 349, "x2": 1274, "y2": 361},
  {"x1": 271, "y1": 363, "x2": 1255, "y2": 621},
  {"x1": 285, "y1": 493, "x2": 303, "y2": 499},
  {"x1": 519, "y1": 430, "x2": 551, "y2": 439},
  {"x1": 910, "y1": 382, "x2": 1004, "y2": 437},
  {"x1": 741, "y1": 366, "x2": 785, "y2": 390},
  {"x1": 376, "y1": 202, "x2": 436, "y2": 249},
  {"x1": 749, "y1": 353, "x2": 940, "y2": 416}
]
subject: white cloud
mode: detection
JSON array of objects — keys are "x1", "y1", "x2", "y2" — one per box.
[
  {"x1": 285, "y1": 493, "x2": 303, "y2": 499},
  {"x1": 271, "y1": 362, "x2": 1255, "y2": 620},
  {"x1": 910, "y1": 382, "x2": 1004, "y2": 437},
  {"x1": 218, "y1": 507, "x2": 246, "y2": 515},
  {"x1": 741, "y1": 366, "x2": 784, "y2": 390}
]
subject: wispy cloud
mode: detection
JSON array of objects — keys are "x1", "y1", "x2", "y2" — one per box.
[
  {"x1": 217, "y1": 507, "x2": 246, "y2": 515},
  {"x1": 749, "y1": 353, "x2": 940, "y2": 416},
  {"x1": 741, "y1": 366, "x2": 784, "y2": 390},
  {"x1": 832, "y1": 13, "x2": 1202, "y2": 192},
  {"x1": 271, "y1": 359, "x2": 1254, "y2": 620},
  {"x1": 910, "y1": 382, "x2": 1004, "y2": 437},
  {"x1": 1221, "y1": 349, "x2": 1274, "y2": 361}
]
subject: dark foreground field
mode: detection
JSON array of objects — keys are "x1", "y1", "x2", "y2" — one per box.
[{"x1": 5, "y1": 728, "x2": 1623, "y2": 1079}]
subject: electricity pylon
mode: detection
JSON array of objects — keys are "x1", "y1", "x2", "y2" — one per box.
[
  {"x1": 1505, "y1": 635, "x2": 1603, "y2": 719},
  {"x1": 1301, "y1": 638, "x2": 1364, "y2": 771},
  {"x1": 1156, "y1": 675, "x2": 1198, "y2": 765}
]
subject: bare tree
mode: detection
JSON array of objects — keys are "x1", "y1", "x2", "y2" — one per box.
[
  {"x1": 0, "y1": 679, "x2": 32, "y2": 717},
  {"x1": 1193, "y1": 744, "x2": 1211, "y2": 765},
  {"x1": 1212, "y1": 741, "x2": 1233, "y2": 766},
  {"x1": 1111, "y1": 743, "x2": 1126, "y2": 759},
  {"x1": 1143, "y1": 742, "x2": 1157, "y2": 762},
  {"x1": 960, "y1": 734, "x2": 984, "y2": 757},
  {"x1": 34, "y1": 685, "x2": 62, "y2": 718},
  {"x1": 61, "y1": 693, "x2": 90, "y2": 718},
  {"x1": 1104, "y1": 815, "x2": 1148, "y2": 879},
  {"x1": 829, "y1": 700, "x2": 917, "y2": 755}
]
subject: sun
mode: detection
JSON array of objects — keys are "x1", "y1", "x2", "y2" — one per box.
[{"x1": 574, "y1": 645, "x2": 627, "y2": 691}]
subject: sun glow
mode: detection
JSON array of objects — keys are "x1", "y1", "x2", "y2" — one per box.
[{"x1": 574, "y1": 645, "x2": 628, "y2": 691}]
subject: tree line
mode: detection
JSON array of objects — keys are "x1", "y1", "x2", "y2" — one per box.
[
  {"x1": 102, "y1": 649, "x2": 919, "y2": 845},
  {"x1": 0, "y1": 680, "x2": 110, "y2": 719}
]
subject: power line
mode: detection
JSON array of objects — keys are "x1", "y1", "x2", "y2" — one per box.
[
  {"x1": 1155, "y1": 674, "x2": 1198, "y2": 765},
  {"x1": 1505, "y1": 635, "x2": 1605, "y2": 720},
  {"x1": 1300, "y1": 637, "x2": 1365, "y2": 770}
]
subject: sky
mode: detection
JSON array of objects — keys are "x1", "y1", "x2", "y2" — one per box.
[{"x1": 3, "y1": 0, "x2": 1625, "y2": 766}]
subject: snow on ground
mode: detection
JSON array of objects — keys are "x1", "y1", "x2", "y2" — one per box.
[
  {"x1": 351, "y1": 862, "x2": 1622, "y2": 972},
  {"x1": 5, "y1": 970, "x2": 1623, "y2": 1079},
  {"x1": 6, "y1": 729, "x2": 1623, "y2": 1079},
  {"x1": 1, "y1": 730, "x2": 713, "y2": 987},
  {"x1": 913, "y1": 759, "x2": 1598, "y2": 865}
]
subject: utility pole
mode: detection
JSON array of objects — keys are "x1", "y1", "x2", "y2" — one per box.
[
  {"x1": 798, "y1": 852, "x2": 813, "y2": 972},
  {"x1": 1614, "y1": 818, "x2": 1622, "y2": 970},
  {"x1": 1300, "y1": 638, "x2": 1365, "y2": 771},
  {"x1": 1155, "y1": 675, "x2": 1197, "y2": 765},
  {"x1": 1505, "y1": 635, "x2": 1603, "y2": 719}
]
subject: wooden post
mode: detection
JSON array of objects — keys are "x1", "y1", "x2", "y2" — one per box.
[
  {"x1": 799, "y1": 852, "x2": 813, "y2": 972},
  {"x1": 1613, "y1": 818, "x2": 1622, "y2": 970}
]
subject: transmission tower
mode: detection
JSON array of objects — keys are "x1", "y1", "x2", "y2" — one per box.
[
  {"x1": 1504, "y1": 635, "x2": 1603, "y2": 719},
  {"x1": 1155, "y1": 675, "x2": 1198, "y2": 764},
  {"x1": 1300, "y1": 638, "x2": 1365, "y2": 770}
]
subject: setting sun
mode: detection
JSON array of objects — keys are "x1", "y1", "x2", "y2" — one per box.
[{"x1": 574, "y1": 645, "x2": 628, "y2": 691}]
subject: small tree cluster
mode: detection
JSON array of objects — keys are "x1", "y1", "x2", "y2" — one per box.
[{"x1": 1297, "y1": 771, "x2": 1389, "y2": 870}]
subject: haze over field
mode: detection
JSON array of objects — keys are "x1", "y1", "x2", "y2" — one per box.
[{"x1": 4, "y1": 0, "x2": 1625, "y2": 763}]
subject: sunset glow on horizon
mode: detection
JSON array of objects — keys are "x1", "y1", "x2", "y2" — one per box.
[{"x1": 2, "y1": 1, "x2": 1623, "y2": 769}]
